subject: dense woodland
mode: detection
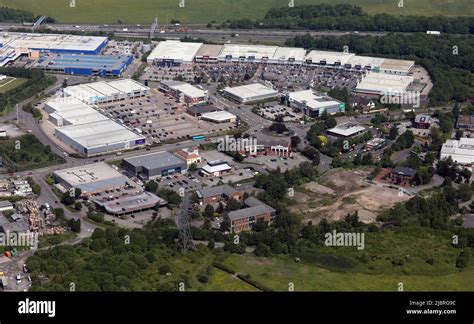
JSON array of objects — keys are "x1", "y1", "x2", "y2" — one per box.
[
  {"x1": 0, "y1": 7, "x2": 35, "y2": 23},
  {"x1": 285, "y1": 33, "x2": 474, "y2": 105},
  {"x1": 224, "y1": 4, "x2": 474, "y2": 34}
]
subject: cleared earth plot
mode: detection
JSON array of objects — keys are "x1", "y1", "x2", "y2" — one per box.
[
  {"x1": 290, "y1": 168, "x2": 410, "y2": 224},
  {"x1": 0, "y1": 0, "x2": 471, "y2": 24}
]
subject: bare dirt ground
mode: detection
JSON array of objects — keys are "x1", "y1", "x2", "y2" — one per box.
[{"x1": 290, "y1": 168, "x2": 410, "y2": 224}]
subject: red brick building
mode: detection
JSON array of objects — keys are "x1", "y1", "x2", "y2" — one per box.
[
  {"x1": 225, "y1": 197, "x2": 276, "y2": 233},
  {"x1": 389, "y1": 166, "x2": 417, "y2": 186},
  {"x1": 196, "y1": 184, "x2": 242, "y2": 205}
]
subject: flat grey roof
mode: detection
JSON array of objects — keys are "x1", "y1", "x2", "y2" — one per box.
[
  {"x1": 94, "y1": 191, "x2": 167, "y2": 214},
  {"x1": 124, "y1": 151, "x2": 185, "y2": 170},
  {"x1": 197, "y1": 184, "x2": 238, "y2": 199}
]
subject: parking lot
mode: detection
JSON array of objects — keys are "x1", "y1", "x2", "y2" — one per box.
[
  {"x1": 142, "y1": 64, "x2": 195, "y2": 83},
  {"x1": 262, "y1": 64, "x2": 313, "y2": 90},
  {"x1": 247, "y1": 152, "x2": 309, "y2": 172},
  {"x1": 313, "y1": 68, "x2": 364, "y2": 91},
  {"x1": 194, "y1": 63, "x2": 259, "y2": 84},
  {"x1": 254, "y1": 103, "x2": 303, "y2": 122},
  {"x1": 99, "y1": 89, "x2": 235, "y2": 144}
]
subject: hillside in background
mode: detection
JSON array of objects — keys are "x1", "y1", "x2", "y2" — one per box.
[{"x1": 0, "y1": 0, "x2": 472, "y2": 24}]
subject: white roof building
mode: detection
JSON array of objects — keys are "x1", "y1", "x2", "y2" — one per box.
[
  {"x1": 270, "y1": 47, "x2": 306, "y2": 64},
  {"x1": 441, "y1": 138, "x2": 474, "y2": 165},
  {"x1": 147, "y1": 40, "x2": 203, "y2": 64},
  {"x1": 355, "y1": 73, "x2": 414, "y2": 96},
  {"x1": 288, "y1": 90, "x2": 345, "y2": 116},
  {"x1": 170, "y1": 83, "x2": 208, "y2": 99},
  {"x1": 223, "y1": 83, "x2": 278, "y2": 103},
  {"x1": 201, "y1": 161, "x2": 232, "y2": 176},
  {"x1": 201, "y1": 111, "x2": 236, "y2": 123},
  {"x1": 218, "y1": 44, "x2": 278, "y2": 62},
  {"x1": 305, "y1": 50, "x2": 355, "y2": 66},
  {"x1": 53, "y1": 162, "x2": 129, "y2": 195},
  {"x1": 327, "y1": 122, "x2": 366, "y2": 137},
  {"x1": 1, "y1": 33, "x2": 108, "y2": 54},
  {"x1": 63, "y1": 79, "x2": 149, "y2": 104}
]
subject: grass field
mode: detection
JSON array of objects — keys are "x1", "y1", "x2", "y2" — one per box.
[
  {"x1": 221, "y1": 254, "x2": 474, "y2": 291},
  {"x1": 0, "y1": 77, "x2": 26, "y2": 94},
  {"x1": 0, "y1": 0, "x2": 471, "y2": 24}
]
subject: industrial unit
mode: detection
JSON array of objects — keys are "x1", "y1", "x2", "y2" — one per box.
[
  {"x1": 123, "y1": 151, "x2": 187, "y2": 180},
  {"x1": 55, "y1": 120, "x2": 146, "y2": 156},
  {"x1": 147, "y1": 40, "x2": 203, "y2": 65},
  {"x1": 45, "y1": 97, "x2": 109, "y2": 127},
  {"x1": 36, "y1": 53, "x2": 133, "y2": 77},
  {"x1": 288, "y1": 90, "x2": 345, "y2": 117},
  {"x1": 45, "y1": 95, "x2": 146, "y2": 157},
  {"x1": 53, "y1": 162, "x2": 130, "y2": 196},
  {"x1": 441, "y1": 138, "x2": 474, "y2": 166},
  {"x1": 63, "y1": 79, "x2": 149, "y2": 105},
  {"x1": 354, "y1": 73, "x2": 415, "y2": 96},
  {"x1": 93, "y1": 191, "x2": 167, "y2": 216},
  {"x1": 159, "y1": 80, "x2": 208, "y2": 105},
  {"x1": 223, "y1": 83, "x2": 278, "y2": 103}
]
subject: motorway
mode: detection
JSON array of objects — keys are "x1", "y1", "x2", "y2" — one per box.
[{"x1": 0, "y1": 22, "x2": 388, "y2": 44}]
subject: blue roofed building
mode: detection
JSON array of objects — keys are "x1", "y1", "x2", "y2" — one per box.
[{"x1": 36, "y1": 53, "x2": 133, "y2": 77}]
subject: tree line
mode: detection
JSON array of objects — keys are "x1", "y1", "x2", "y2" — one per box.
[
  {"x1": 0, "y1": 68, "x2": 56, "y2": 114},
  {"x1": 223, "y1": 4, "x2": 474, "y2": 34}
]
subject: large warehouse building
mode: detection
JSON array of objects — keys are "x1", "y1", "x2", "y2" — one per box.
[
  {"x1": 36, "y1": 53, "x2": 133, "y2": 77},
  {"x1": 147, "y1": 40, "x2": 203, "y2": 65},
  {"x1": 223, "y1": 83, "x2": 278, "y2": 103},
  {"x1": 355, "y1": 73, "x2": 415, "y2": 96},
  {"x1": 0, "y1": 33, "x2": 109, "y2": 67},
  {"x1": 46, "y1": 95, "x2": 146, "y2": 156},
  {"x1": 123, "y1": 151, "x2": 187, "y2": 180},
  {"x1": 63, "y1": 79, "x2": 149, "y2": 104},
  {"x1": 143, "y1": 40, "x2": 414, "y2": 75},
  {"x1": 55, "y1": 120, "x2": 146, "y2": 156},
  {"x1": 45, "y1": 97, "x2": 109, "y2": 127},
  {"x1": 2, "y1": 33, "x2": 108, "y2": 55},
  {"x1": 304, "y1": 50, "x2": 414, "y2": 75},
  {"x1": 53, "y1": 162, "x2": 130, "y2": 196},
  {"x1": 288, "y1": 90, "x2": 345, "y2": 117},
  {"x1": 218, "y1": 44, "x2": 278, "y2": 63},
  {"x1": 441, "y1": 138, "x2": 474, "y2": 166}
]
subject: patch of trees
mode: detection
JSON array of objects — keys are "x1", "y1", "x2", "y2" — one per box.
[
  {"x1": 0, "y1": 7, "x2": 35, "y2": 22},
  {"x1": 378, "y1": 182, "x2": 471, "y2": 229},
  {"x1": 391, "y1": 131, "x2": 415, "y2": 151},
  {"x1": 157, "y1": 188, "x2": 182, "y2": 206},
  {"x1": 285, "y1": 33, "x2": 474, "y2": 104},
  {"x1": 0, "y1": 68, "x2": 56, "y2": 114},
  {"x1": 0, "y1": 134, "x2": 64, "y2": 172},
  {"x1": 224, "y1": 4, "x2": 473, "y2": 34}
]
